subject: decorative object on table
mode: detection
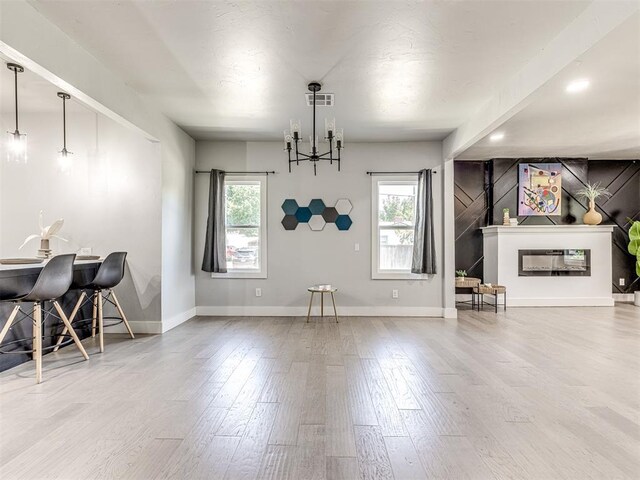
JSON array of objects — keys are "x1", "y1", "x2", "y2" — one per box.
[
  {"x1": 6, "y1": 63, "x2": 27, "y2": 163},
  {"x1": 284, "y1": 82, "x2": 343, "y2": 175},
  {"x1": 626, "y1": 217, "x2": 640, "y2": 306},
  {"x1": 0, "y1": 258, "x2": 44, "y2": 265},
  {"x1": 281, "y1": 198, "x2": 352, "y2": 231},
  {"x1": 503, "y1": 208, "x2": 510, "y2": 225},
  {"x1": 455, "y1": 269, "x2": 467, "y2": 284},
  {"x1": 509, "y1": 218, "x2": 519, "y2": 226},
  {"x1": 19, "y1": 210, "x2": 67, "y2": 258},
  {"x1": 576, "y1": 182, "x2": 611, "y2": 225},
  {"x1": 306, "y1": 285, "x2": 339, "y2": 323},
  {"x1": 518, "y1": 163, "x2": 562, "y2": 216},
  {"x1": 56, "y1": 92, "x2": 73, "y2": 174}
]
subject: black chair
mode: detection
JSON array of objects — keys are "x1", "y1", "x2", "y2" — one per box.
[
  {"x1": 0, "y1": 254, "x2": 89, "y2": 383},
  {"x1": 54, "y1": 252, "x2": 134, "y2": 354}
]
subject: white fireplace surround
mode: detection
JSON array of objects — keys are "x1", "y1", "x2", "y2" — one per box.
[{"x1": 482, "y1": 225, "x2": 614, "y2": 307}]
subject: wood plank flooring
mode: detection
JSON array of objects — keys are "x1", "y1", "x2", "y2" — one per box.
[{"x1": 1, "y1": 304, "x2": 639, "y2": 479}]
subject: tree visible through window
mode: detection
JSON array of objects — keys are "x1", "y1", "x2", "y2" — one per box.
[
  {"x1": 376, "y1": 181, "x2": 417, "y2": 272},
  {"x1": 225, "y1": 181, "x2": 262, "y2": 271}
]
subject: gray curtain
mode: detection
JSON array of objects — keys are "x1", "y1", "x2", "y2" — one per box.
[
  {"x1": 411, "y1": 169, "x2": 437, "y2": 274},
  {"x1": 202, "y1": 169, "x2": 227, "y2": 273}
]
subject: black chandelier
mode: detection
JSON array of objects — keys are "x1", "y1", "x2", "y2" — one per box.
[{"x1": 284, "y1": 82, "x2": 343, "y2": 175}]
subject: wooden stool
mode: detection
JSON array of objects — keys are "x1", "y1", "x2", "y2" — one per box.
[
  {"x1": 473, "y1": 284, "x2": 507, "y2": 313},
  {"x1": 306, "y1": 286, "x2": 338, "y2": 323}
]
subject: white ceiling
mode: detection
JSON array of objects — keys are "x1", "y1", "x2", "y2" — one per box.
[
  {"x1": 24, "y1": 0, "x2": 592, "y2": 142},
  {"x1": 0, "y1": 53, "x2": 90, "y2": 115},
  {"x1": 457, "y1": 13, "x2": 640, "y2": 160}
]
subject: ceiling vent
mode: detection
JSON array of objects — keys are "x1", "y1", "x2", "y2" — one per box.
[{"x1": 306, "y1": 93, "x2": 334, "y2": 107}]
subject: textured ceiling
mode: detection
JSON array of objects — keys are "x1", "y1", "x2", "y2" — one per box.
[
  {"x1": 25, "y1": 0, "x2": 590, "y2": 142},
  {"x1": 457, "y1": 13, "x2": 640, "y2": 160}
]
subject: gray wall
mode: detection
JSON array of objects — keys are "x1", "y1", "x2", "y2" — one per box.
[{"x1": 194, "y1": 141, "x2": 446, "y2": 315}]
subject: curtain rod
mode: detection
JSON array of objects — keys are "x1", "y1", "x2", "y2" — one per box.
[
  {"x1": 366, "y1": 170, "x2": 437, "y2": 175},
  {"x1": 195, "y1": 170, "x2": 276, "y2": 175}
]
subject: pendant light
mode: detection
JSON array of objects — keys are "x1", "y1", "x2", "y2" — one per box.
[
  {"x1": 56, "y1": 92, "x2": 73, "y2": 174},
  {"x1": 6, "y1": 63, "x2": 27, "y2": 163}
]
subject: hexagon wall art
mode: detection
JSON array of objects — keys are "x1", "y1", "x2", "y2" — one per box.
[{"x1": 281, "y1": 198, "x2": 352, "y2": 231}]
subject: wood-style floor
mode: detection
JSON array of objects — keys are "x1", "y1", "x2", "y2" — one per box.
[{"x1": 1, "y1": 305, "x2": 639, "y2": 480}]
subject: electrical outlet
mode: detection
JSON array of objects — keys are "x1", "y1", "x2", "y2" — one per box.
[
  {"x1": 619, "y1": 278, "x2": 625, "y2": 287},
  {"x1": 79, "y1": 247, "x2": 92, "y2": 255},
  {"x1": 255, "y1": 288, "x2": 262, "y2": 297},
  {"x1": 354, "y1": 243, "x2": 360, "y2": 252},
  {"x1": 392, "y1": 289, "x2": 399, "y2": 299}
]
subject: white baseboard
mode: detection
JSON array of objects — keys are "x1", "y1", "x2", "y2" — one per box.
[
  {"x1": 613, "y1": 293, "x2": 635, "y2": 302},
  {"x1": 106, "y1": 307, "x2": 196, "y2": 335},
  {"x1": 162, "y1": 307, "x2": 197, "y2": 333},
  {"x1": 108, "y1": 320, "x2": 163, "y2": 335},
  {"x1": 195, "y1": 305, "x2": 449, "y2": 318},
  {"x1": 506, "y1": 297, "x2": 615, "y2": 307}
]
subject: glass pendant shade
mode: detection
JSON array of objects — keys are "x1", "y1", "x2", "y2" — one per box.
[
  {"x1": 6, "y1": 131, "x2": 27, "y2": 163},
  {"x1": 324, "y1": 118, "x2": 336, "y2": 140},
  {"x1": 290, "y1": 119, "x2": 301, "y2": 139},
  {"x1": 57, "y1": 149, "x2": 72, "y2": 174}
]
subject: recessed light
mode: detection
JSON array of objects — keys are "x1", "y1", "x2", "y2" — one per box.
[
  {"x1": 490, "y1": 132, "x2": 504, "y2": 142},
  {"x1": 566, "y1": 79, "x2": 590, "y2": 93}
]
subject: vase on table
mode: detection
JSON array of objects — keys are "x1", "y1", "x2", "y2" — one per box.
[
  {"x1": 37, "y1": 239, "x2": 52, "y2": 259},
  {"x1": 583, "y1": 200, "x2": 602, "y2": 225}
]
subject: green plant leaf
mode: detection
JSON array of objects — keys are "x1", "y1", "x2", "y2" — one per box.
[
  {"x1": 629, "y1": 239, "x2": 640, "y2": 256},
  {"x1": 630, "y1": 221, "x2": 640, "y2": 242},
  {"x1": 636, "y1": 256, "x2": 640, "y2": 278}
]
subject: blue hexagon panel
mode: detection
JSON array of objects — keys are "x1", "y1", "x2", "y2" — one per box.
[
  {"x1": 281, "y1": 199, "x2": 299, "y2": 216},
  {"x1": 282, "y1": 199, "x2": 352, "y2": 231},
  {"x1": 335, "y1": 215, "x2": 353, "y2": 231},
  {"x1": 295, "y1": 207, "x2": 312, "y2": 223}
]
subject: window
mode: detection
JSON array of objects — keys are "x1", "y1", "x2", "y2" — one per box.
[
  {"x1": 371, "y1": 176, "x2": 425, "y2": 279},
  {"x1": 213, "y1": 176, "x2": 267, "y2": 278}
]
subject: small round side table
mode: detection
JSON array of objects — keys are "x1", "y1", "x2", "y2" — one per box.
[{"x1": 306, "y1": 285, "x2": 338, "y2": 323}]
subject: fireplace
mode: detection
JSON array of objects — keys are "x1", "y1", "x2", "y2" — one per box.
[{"x1": 518, "y1": 249, "x2": 591, "y2": 277}]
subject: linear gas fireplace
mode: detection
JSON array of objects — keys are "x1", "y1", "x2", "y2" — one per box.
[{"x1": 518, "y1": 249, "x2": 591, "y2": 277}]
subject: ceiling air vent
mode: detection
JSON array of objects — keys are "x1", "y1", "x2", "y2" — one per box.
[{"x1": 305, "y1": 93, "x2": 334, "y2": 107}]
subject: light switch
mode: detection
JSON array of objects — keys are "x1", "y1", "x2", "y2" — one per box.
[
  {"x1": 256, "y1": 288, "x2": 262, "y2": 297},
  {"x1": 354, "y1": 243, "x2": 360, "y2": 252}
]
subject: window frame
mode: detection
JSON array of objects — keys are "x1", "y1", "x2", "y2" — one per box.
[
  {"x1": 371, "y1": 175, "x2": 428, "y2": 280},
  {"x1": 212, "y1": 175, "x2": 268, "y2": 279}
]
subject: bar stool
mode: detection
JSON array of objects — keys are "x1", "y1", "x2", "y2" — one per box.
[
  {"x1": 0, "y1": 254, "x2": 89, "y2": 383},
  {"x1": 54, "y1": 252, "x2": 134, "y2": 354}
]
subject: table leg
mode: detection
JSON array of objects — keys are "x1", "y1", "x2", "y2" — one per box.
[
  {"x1": 495, "y1": 293, "x2": 498, "y2": 313},
  {"x1": 331, "y1": 292, "x2": 338, "y2": 323},
  {"x1": 321, "y1": 293, "x2": 324, "y2": 317},
  {"x1": 504, "y1": 292, "x2": 507, "y2": 311},
  {"x1": 307, "y1": 292, "x2": 314, "y2": 323},
  {"x1": 33, "y1": 302, "x2": 42, "y2": 384}
]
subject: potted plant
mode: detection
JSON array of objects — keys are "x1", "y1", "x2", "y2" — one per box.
[
  {"x1": 627, "y1": 218, "x2": 640, "y2": 306},
  {"x1": 455, "y1": 270, "x2": 467, "y2": 284},
  {"x1": 576, "y1": 182, "x2": 611, "y2": 225}
]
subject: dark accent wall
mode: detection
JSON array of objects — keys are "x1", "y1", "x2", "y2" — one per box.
[{"x1": 454, "y1": 158, "x2": 640, "y2": 293}]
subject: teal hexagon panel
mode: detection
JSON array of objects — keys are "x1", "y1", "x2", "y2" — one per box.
[{"x1": 281, "y1": 198, "x2": 352, "y2": 231}]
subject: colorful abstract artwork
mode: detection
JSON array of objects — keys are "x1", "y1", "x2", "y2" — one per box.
[{"x1": 518, "y1": 163, "x2": 562, "y2": 216}]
